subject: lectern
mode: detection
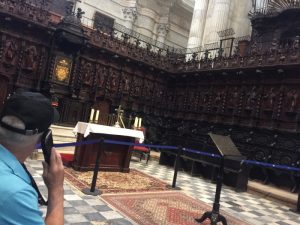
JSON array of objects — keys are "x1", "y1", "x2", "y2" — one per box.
[{"x1": 195, "y1": 133, "x2": 245, "y2": 225}]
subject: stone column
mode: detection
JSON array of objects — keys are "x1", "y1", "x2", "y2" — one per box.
[
  {"x1": 156, "y1": 24, "x2": 169, "y2": 47},
  {"x1": 205, "y1": 0, "x2": 231, "y2": 43},
  {"x1": 133, "y1": 6, "x2": 157, "y2": 37},
  {"x1": 187, "y1": 0, "x2": 209, "y2": 49},
  {"x1": 122, "y1": 7, "x2": 137, "y2": 30}
]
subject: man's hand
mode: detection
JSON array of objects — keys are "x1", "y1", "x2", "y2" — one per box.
[
  {"x1": 42, "y1": 148, "x2": 64, "y2": 225},
  {"x1": 42, "y1": 148, "x2": 64, "y2": 190}
]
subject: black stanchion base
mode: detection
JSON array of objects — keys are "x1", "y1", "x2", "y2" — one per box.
[
  {"x1": 82, "y1": 188, "x2": 102, "y2": 196},
  {"x1": 166, "y1": 185, "x2": 181, "y2": 190},
  {"x1": 195, "y1": 211, "x2": 227, "y2": 225},
  {"x1": 289, "y1": 208, "x2": 300, "y2": 214}
]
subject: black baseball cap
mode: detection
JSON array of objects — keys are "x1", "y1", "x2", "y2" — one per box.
[{"x1": 0, "y1": 91, "x2": 59, "y2": 135}]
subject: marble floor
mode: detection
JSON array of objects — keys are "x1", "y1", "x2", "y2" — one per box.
[{"x1": 26, "y1": 156, "x2": 300, "y2": 225}]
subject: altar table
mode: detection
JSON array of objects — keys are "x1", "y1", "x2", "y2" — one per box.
[{"x1": 72, "y1": 122, "x2": 144, "y2": 172}]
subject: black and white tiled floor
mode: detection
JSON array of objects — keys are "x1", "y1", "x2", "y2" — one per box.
[
  {"x1": 26, "y1": 158, "x2": 300, "y2": 225},
  {"x1": 133, "y1": 161, "x2": 300, "y2": 225},
  {"x1": 27, "y1": 159, "x2": 133, "y2": 225}
]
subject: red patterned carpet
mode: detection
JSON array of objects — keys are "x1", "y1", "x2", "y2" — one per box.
[
  {"x1": 64, "y1": 168, "x2": 170, "y2": 193},
  {"x1": 102, "y1": 192, "x2": 250, "y2": 225}
]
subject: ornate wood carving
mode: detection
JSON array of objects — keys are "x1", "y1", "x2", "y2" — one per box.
[{"x1": 0, "y1": 1, "x2": 299, "y2": 191}]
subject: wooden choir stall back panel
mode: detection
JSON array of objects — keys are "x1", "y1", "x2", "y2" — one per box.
[{"x1": 72, "y1": 122, "x2": 144, "y2": 172}]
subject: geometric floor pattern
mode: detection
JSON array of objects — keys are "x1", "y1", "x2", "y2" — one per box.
[
  {"x1": 26, "y1": 158, "x2": 300, "y2": 225},
  {"x1": 133, "y1": 161, "x2": 300, "y2": 225},
  {"x1": 102, "y1": 192, "x2": 250, "y2": 225},
  {"x1": 64, "y1": 168, "x2": 169, "y2": 193}
]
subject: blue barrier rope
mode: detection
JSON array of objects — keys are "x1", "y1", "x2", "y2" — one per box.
[
  {"x1": 185, "y1": 148, "x2": 221, "y2": 158},
  {"x1": 103, "y1": 139, "x2": 178, "y2": 150},
  {"x1": 39, "y1": 138, "x2": 300, "y2": 173},
  {"x1": 244, "y1": 160, "x2": 300, "y2": 172}
]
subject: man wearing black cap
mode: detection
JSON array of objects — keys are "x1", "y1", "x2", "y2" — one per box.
[{"x1": 0, "y1": 91, "x2": 64, "y2": 225}]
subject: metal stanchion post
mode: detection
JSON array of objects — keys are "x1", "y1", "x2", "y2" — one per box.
[
  {"x1": 297, "y1": 191, "x2": 300, "y2": 213},
  {"x1": 290, "y1": 188, "x2": 300, "y2": 214},
  {"x1": 167, "y1": 147, "x2": 183, "y2": 190},
  {"x1": 82, "y1": 138, "x2": 104, "y2": 196}
]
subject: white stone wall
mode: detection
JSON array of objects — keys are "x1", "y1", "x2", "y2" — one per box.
[
  {"x1": 76, "y1": 0, "x2": 132, "y2": 27},
  {"x1": 76, "y1": 0, "x2": 252, "y2": 50},
  {"x1": 167, "y1": 4, "x2": 193, "y2": 48},
  {"x1": 231, "y1": 0, "x2": 252, "y2": 38},
  {"x1": 76, "y1": 0, "x2": 193, "y2": 48},
  {"x1": 187, "y1": 0, "x2": 252, "y2": 50}
]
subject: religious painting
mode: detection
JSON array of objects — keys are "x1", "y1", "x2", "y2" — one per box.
[
  {"x1": 3, "y1": 38, "x2": 18, "y2": 67},
  {"x1": 80, "y1": 60, "x2": 94, "y2": 86},
  {"x1": 22, "y1": 45, "x2": 38, "y2": 72},
  {"x1": 53, "y1": 56, "x2": 72, "y2": 83}
]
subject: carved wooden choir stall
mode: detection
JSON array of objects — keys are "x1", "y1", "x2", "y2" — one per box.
[{"x1": 0, "y1": 0, "x2": 299, "y2": 194}]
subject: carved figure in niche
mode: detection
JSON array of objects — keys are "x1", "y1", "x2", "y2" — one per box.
[
  {"x1": 198, "y1": 90, "x2": 210, "y2": 108},
  {"x1": 81, "y1": 61, "x2": 93, "y2": 85},
  {"x1": 245, "y1": 86, "x2": 259, "y2": 110},
  {"x1": 22, "y1": 45, "x2": 37, "y2": 71},
  {"x1": 269, "y1": 38, "x2": 278, "y2": 55},
  {"x1": 201, "y1": 90, "x2": 210, "y2": 107},
  {"x1": 121, "y1": 74, "x2": 130, "y2": 93},
  {"x1": 263, "y1": 87, "x2": 277, "y2": 110},
  {"x1": 227, "y1": 87, "x2": 239, "y2": 108},
  {"x1": 131, "y1": 78, "x2": 141, "y2": 97},
  {"x1": 109, "y1": 70, "x2": 118, "y2": 93},
  {"x1": 191, "y1": 92, "x2": 199, "y2": 111},
  {"x1": 155, "y1": 86, "x2": 163, "y2": 101},
  {"x1": 251, "y1": 42, "x2": 258, "y2": 55},
  {"x1": 3, "y1": 40, "x2": 18, "y2": 65},
  {"x1": 95, "y1": 65, "x2": 106, "y2": 88},
  {"x1": 285, "y1": 89, "x2": 298, "y2": 112},
  {"x1": 143, "y1": 80, "x2": 152, "y2": 98},
  {"x1": 76, "y1": 8, "x2": 85, "y2": 20},
  {"x1": 214, "y1": 91, "x2": 223, "y2": 105},
  {"x1": 293, "y1": 36, "x2": 299, "y2": 50}
]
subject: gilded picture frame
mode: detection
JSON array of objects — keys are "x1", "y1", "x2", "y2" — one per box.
[{"x1": 53, "y1": 56, "x2": 72, "y2": 83}]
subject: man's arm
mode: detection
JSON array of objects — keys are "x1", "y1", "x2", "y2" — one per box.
[
  {"x1": 42, "y1": 148, "x2": 64, "y2": 225},
  {"x1": 0, "y1": 189, "x2": 45, "y2": 225}
]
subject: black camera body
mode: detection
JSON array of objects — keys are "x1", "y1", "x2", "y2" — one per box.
[{"x1": 41, "y1": 129, "x2": 53, "y2": 164}]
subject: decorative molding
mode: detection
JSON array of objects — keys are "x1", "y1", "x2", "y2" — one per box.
[
  {"x1": 122, "y1": 7, "x2": 137, "y2": 21},
  {"x1": 157, "y1": 23, "x2": 169, "y2": 36}
]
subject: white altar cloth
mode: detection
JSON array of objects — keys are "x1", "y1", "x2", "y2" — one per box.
[{"x1": 73, "y1": 122, "x2": 144, "y2": 142}]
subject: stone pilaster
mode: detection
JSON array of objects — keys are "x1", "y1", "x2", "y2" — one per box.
[
  {"x1": 134, "y1": 7, "x2": 157, "y2": 38},
  {"x1": 156, "y1": 23, "x2": 169, "y2": 46},
  {"x1": 204, "y1": 0, "x2": 231, "y2": 43},
  {"x1": 122, "y1": 7, "x2": 137, "y2": 30}
]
